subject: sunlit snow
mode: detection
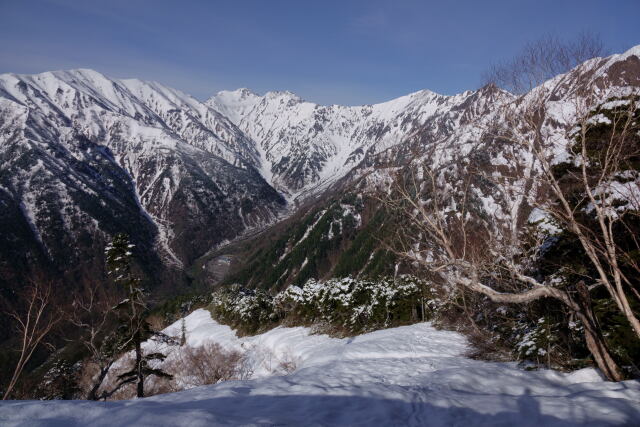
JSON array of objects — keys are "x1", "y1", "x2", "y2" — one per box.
[{"x1": 2, "y1": 309, "x2": 638, "y2": 426}]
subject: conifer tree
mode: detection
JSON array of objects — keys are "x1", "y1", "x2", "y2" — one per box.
[{"x1": 105, "y1": 233, "x2": 171, "y2": 398}]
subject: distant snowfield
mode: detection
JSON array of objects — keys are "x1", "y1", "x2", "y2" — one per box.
[{"x1": 1, "y1": 309, "x2": 639, "y2": 426}]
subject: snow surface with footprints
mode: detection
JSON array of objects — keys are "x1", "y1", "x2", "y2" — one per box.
[{"x1": 1, "y1": 309, "x2": 639, "y2": 426}]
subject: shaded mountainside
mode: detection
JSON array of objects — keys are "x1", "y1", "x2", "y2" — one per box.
[
  {"x1": 0, "y1": 70, "x2": 285, "y2": 297},
  {"x1": 1, "y1": 45, "x2": 640, "y2": 402},
  {"x1": 192, "y1": 191, "x2": 400, "y2": 291},
  {"x1": 191, "y1": 47, "x2": 640, "y2": 380}
]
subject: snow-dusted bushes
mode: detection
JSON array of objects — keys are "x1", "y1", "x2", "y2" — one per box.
[
  {"x1": 209, "y1": 275, "x2": 441, "y2": 335},
  {"x1": 210, "y1": 286, "x2": 277, "y2": 335},
  {"x1": 34, "y1": 360, "x2": 81, "y2": 400},
  {"x1": 275, "y1": 275, "x2": 436, "y2": 333},
  {"x1": 514, "y1": 316, "x2": 562, "y2": 366},
  {"x1": 452, "y1": 291, "x2": 594, "y2": 371}
]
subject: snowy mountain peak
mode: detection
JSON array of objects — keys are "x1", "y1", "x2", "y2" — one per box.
[
  {"x1": 263, "y1": 89, "x2": 303, "y2": 101},
  {"x1": 208, "y1": 88, "x2": 263, "y2": 123},
  {"x1": 0, "y1": 68, "x2": 285, "y2": 283},
  {"x1": 206, "y1": 42, "x2": 640, "y2": 201},
  {"x1": 207, "y1": 84, "x2": 510, "y2": 198},
  {"x1": 608, "y1": 43, "x2": 640, "y2": 64},
  {"x1": 2, "y1": 44, "x2": 639, "y2": 294},
  {"x1": 216, "y1": 87, "x2": 260, "y2": 100}
]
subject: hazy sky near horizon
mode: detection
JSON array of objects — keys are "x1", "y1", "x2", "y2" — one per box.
[{"x1": 1, "y1": 0, "x2": 638, "y2": 105}]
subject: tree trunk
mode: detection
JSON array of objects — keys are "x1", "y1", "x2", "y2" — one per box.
[
  {"x1": 459, "y1": 274, "x2": 625, "y2": 381},
  {"x1": 135, "y1": 331, "x2": 144, "y2": 398},
  {"x1": 87, "y1": 362, "x2": 113, "y2": 401},
  {"x1": 573, "y1": 282, "x2": 624, "y2": 382},
  {"x1": 3, "y1": 355, "x2": 26, "y2": 400}
]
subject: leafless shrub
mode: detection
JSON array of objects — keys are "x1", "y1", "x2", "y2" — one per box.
[
  {"x1": 247, "y1": 344, "x2": 300, "y2": 375},
  {"x1": 277, "y1": 350, "x2": 300, "y2": 374},
  {"x1": 463, "y1": 327, "x2": 512, "y2": 362},
  {"x1": 84, "y1": 341, "x2": 257, "y2": 400},
  {"x1": 236, "y1": 352, "x2": 255, "y2": 380},
  {"x1": 165, "y1": 342, "x2": 248, "y2": 390},
  {"x1": 68, "y1": 284, "x2": 120, "y2": 400}
]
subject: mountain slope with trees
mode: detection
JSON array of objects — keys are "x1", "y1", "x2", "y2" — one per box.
[{"x1": 1, "y1": 42, "x2": 640, "y2": 400}]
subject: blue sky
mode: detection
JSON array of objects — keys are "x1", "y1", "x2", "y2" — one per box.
[{"x1": 0, "y1": 0, "x2": 638, "y2": 105}]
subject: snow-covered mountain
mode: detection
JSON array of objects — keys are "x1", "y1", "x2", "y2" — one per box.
[
  {"x1": 0, "y1": 69, "x2": 285, "y2": 290},
  {"x1": 203, "y1": 45, "x2": 640, "y2": 289},
  {"x1": 207, "y1": 85, "x2": 512, "y2": 199},
  {"x1": 1, "y1": 45, "x2": 638, "y2": 293},
  {"x1": 208, "y1": 46, "x2": 640, "y2": 203}
]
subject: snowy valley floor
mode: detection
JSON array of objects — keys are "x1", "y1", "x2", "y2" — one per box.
[{"x1": 1, "y1": 309, "x2": 639, "y2": 426}]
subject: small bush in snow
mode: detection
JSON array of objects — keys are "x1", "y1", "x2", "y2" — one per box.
[
  {"x1": 164, "y1": 342, "x2": 249, "y2": 390},
  {"x1": 514, "y1": 316, "x2": 561, "y2": 367}
]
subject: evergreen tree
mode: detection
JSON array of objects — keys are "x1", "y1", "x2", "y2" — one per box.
[
  {"x1": 106, "y1": 233, "x2": 171, "y2": 398},
  {"x1": 36, "y1": 360, "x2": 80, "y2": 400}
]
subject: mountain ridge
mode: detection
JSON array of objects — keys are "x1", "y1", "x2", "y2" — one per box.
[
  {"x1": 0, "y1": 69, "x2": 285, "y2": 295},
  {"x1": 207, "y1": 83, "x2": 511, "y2": 200},
  {"x1": 199, "y1": 44, "x2": 640, "y2": 289},
  {"x1": 1, "y1": 43, "x2": 639, "y2": 295}
]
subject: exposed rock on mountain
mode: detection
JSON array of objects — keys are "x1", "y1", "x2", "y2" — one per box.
[
  {"x1": 205, "y1": 45, "x2": 640, "y2": 291},
  {"x1": 0, "y1": 69, "x2": 285, "y2": 291},
  {"x1": 207, "y1": 85, "x2": 513, "y2": 199},
  {"x1": 1, "y1": 45, "x2": 638, "y2": 296}
]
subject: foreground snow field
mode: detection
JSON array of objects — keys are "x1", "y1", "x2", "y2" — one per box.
[{"x1": 1, "y1": 309, "x2": 639, "y2": 426}]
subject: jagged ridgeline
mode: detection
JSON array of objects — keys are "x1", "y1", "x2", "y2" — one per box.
[
  {"x1": 2, "y1": 45, "x2": 639, "y2": 302},
  {"x1": 195, "y1": 192, "x2": 402, "y2": 291},
  {"x1": 2, "y1": 46, "x2": 639, "y2": 311}
]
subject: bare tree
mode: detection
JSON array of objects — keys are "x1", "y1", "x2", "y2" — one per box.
[
  {"x1": 492, "y1": 92, "x2": 640, "y2": 339},
  {"x1": 382, "y1": 34, "x2": 639, "y2": 380},
  {"x1": 486, "y1": 32, "x2": 640, "y2": 341},
  {"x1": 383, "y1": 159, "x2": 627, "y2": 381},
  {"x1": 69, "y1": 284, "x2": 121, "y2": 400},
  {"x1": 483, "y1": 32, "x2": 606, "y2": 94},
  {"x1": 2, "y1": 281, "x2": 62, "y2": 399}
]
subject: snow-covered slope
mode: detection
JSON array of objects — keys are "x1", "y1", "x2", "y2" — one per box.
[
  {"x1": 0, "y1": 69, "x2": 261, "y2": 169},
  {"x1": 202, "y1": 45, "x2": 640, "y2": 290},
  {"x1": 1, "y1": 45, "x2": 638, "y2": 292},
  {"x1": 2, "y1": 309, "x2": 638, "y2": 426},
  {"x1": 207, "y1": 85, "x2": 512, "y2": 199},
  {"x1": 0, "y1": 69, "x2": 285, "y2": 288},
  {"x1": 208, "y1": 45, "x2": 640, "y2": 204}
]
